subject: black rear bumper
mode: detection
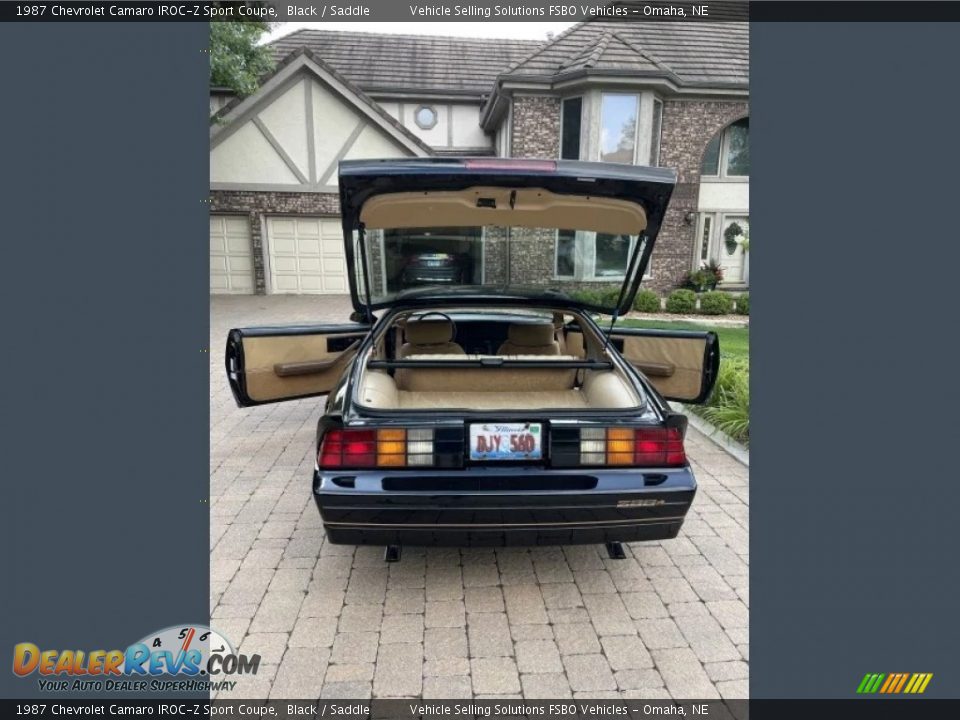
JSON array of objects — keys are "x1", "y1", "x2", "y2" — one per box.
[{"x1": 313, "y1": 466, "x2": 696, "y2": 547}]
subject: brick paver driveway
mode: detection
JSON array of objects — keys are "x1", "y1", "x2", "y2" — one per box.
[{"x1": 210, "y1": 296, "x2": 748, "y2": 700}]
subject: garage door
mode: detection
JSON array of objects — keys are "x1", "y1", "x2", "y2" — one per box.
[
  {"x1": 265, "y1": 217, "x2": 347, "y2": 294},
  {"x1": 210, "y1": 215, "x2": 254, "y2": 294}
]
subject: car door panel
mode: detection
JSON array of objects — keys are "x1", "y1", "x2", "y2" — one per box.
[
  {"x1": 226, "y1": 324, "x2": 370, "y2": 407},
  {"x1": 608, "y1": 328, "x2": 719, "y2": 404}
]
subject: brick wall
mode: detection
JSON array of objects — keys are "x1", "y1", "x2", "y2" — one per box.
[
  {"x1": 210, "y1": 190, "x2": 340, "y2": 294},
  {"x1": 510, "y1": 95, "x2": 560, "y2": 159},
  {"x1": 653, "y1": 99, "x2": 749, "y2": 292}
]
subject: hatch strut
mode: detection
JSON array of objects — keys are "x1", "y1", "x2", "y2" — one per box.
[
  {"x1": 602, "y1": 233, "x2": 648, "y2": 355},
  {"x1": 357, "y1": 222, "x2": 375, "y2": 324}
]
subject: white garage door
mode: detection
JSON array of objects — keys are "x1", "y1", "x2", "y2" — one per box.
[
  {"x1": 266, "y1": 216, "x2": 347, "y2": 294},
  {"x1": 210, "y1": 215, "x2": 254, "y2": 294}
]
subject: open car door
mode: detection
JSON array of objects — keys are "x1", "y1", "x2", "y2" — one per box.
[
  {"x1": 606, "y1": 327, "x2": 720, "y2": 404},
  {"x1": 226, "y1": 324, "x2": 370, "y2": 407}
]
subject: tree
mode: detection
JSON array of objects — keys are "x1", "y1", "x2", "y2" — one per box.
[{"x1": 210, "y1": 20, "x2": 275, "y2": 98}]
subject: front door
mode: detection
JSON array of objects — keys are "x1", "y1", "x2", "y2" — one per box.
[{"x1": 718, "y1": 216, "x2": 749, "y2": 285}]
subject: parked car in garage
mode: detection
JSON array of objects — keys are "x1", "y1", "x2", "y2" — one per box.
[
  {"x1": 398, "y1": 242, "x2": 474, "y2": 288},
  {"x1": 226, "y1": 158, "x2": 718, "y2": 554}
]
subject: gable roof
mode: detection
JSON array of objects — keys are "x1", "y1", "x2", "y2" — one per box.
[
  {"x1": 503, "y1": 21, "x2": 748, "y2": 88},
  {"x1": 269, "y1": 29, "x2": 543, "y2": 96},
  {"x1": 212, "y1": 49, "x2": 434, "y2": 158}
]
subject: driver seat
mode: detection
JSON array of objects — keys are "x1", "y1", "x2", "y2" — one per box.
[{"x1": 398, "y1": 319, "x2": 465, "y2": 358}]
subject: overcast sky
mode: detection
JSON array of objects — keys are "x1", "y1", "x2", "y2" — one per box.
[{"x1": 265, "y1": 22, "x2": 575, "y2": 42}]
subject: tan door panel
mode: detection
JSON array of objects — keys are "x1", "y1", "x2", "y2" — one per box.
[
  {"x1": 226, "y1": 325, "x2": 370, "y2": 406},
  {"x1": 613, "y1": 331, "x2": 719, "y2": 404}
]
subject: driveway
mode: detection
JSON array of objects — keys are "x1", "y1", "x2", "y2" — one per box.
[{"x1": 210, "y1": 296, "x2": 749, "y2": 700}]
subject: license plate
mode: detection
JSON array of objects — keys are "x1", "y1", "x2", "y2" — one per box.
[{"x1": 469, "y1": 422, "x2": 542, "y2": 461}]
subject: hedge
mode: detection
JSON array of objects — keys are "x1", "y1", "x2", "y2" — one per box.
[
  {"x1": 632, "y1": 289, "x2": 661, "y2": 313},
  {"x1": 665, "y1": 289, "x2": 697, "y2": 314},
  {"x1": 735, "y1": 293, "x2": 750, "y2": 315},
  {"x1": 698, "y1": 291, "x2": 734, "y2": 315}
]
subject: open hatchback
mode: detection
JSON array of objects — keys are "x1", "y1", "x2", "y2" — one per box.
[{"x1": 225, "y1": 158, "x2": 720, "y2": 551}]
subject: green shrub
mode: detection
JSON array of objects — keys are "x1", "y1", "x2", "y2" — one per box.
[
  {"x1": 571, "y1": 286, "x2": 623, "y2": 308},
  {"x1": 665, "y1": 289, "x2": 697, "y2": 314},
  {"x1": 632, "y1": 289, "x2": 661, "y2": 313},
  {"x1": 735, "y1": 293, "x2": 750, "y2": 315},
  {"x1": 698, "y1": 358, "x2": 749, "y2": 443},
  {"x1": 698, "y1": 291, "x2": 733, "y2": 315}
]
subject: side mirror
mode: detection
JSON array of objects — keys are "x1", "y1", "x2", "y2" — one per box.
[{"x1": 349, "y1": 310, "x2": 372, "y2": 324}]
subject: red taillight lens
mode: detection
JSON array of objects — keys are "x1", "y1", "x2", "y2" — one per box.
[
  {"x1": 576, "y1": 427, "x2": 686, "y2": 468},
  {"x1": 319, "y1": 429, "x2": 376, "y2": 468},
  {"x1": 635, "y1": 428, "x2": 686, "y2": 467},
  {"x1": 318, "y1": 428, "x2": 435, "y2": 469}
]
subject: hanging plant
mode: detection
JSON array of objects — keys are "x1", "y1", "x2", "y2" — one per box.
[{"x1": 724, "y1": 222, "x2": 744, "y2": 255}]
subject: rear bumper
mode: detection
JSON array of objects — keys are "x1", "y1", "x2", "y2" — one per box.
[{"x1": 313, "y1": 466, "x2": 696, "y2": 547}]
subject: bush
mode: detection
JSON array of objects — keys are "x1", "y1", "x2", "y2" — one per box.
[
  {"x1": 571, "y1": 286, "x2": 623, "y2": 308},
  {"x1": 632, "y1": 289, "x2": 661, "y2": 313},
  {"x1": 698, "y1": 291, "x2": 733, "y2": 315},
  {"x1": 665, "y1": 289, "x2": 697, "y2": 314},
  {"x1": 698, "y1": 358, "x2": 749, "y2": 443},
  {"x1": 735, "y1": 293, "x2": 750, "y2": 315}
]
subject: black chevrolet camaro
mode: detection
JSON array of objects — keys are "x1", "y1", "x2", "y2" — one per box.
[{"x1": 226, "y1": 158, "x2": 719, "y2": 557}]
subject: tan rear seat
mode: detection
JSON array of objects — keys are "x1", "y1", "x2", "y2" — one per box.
[
  {"x1": 497, "y1": 323, "x2": 561, "y2": 355},
  {"x1": 395, "y1": 354, "x2": 577, "y2": 392}
]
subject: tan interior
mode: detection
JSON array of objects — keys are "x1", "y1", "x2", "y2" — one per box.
[
  {"x1": 359, "y1": 187, "x2": 647, "y2": 236},
  {"x1": 358, "y1": 366, "x2": 639, "y2": 410},
  {"x1": 618, "y1": 335, "x2": 707, "y2": 401},
  {"x1": 242, "y1": 333, "x2": 363, "y2": 402},
  {"x1": 497, "y1": 323, "x2": 560, "y2": 356}
]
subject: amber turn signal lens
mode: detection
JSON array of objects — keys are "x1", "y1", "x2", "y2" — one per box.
[{"x1": 377, "y1": 429, "x2": 407, "y2": 466}]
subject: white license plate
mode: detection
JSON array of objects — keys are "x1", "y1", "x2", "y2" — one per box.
[{"x1": 469, "y1": 422, "x2": 542, "y2": 461}]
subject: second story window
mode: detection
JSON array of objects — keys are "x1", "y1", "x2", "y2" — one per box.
[
  {"x1": 560, "y1": 97, "x2": 582, "y2": 160},
  {"x1": 702, "y1": 117, "x2": 750, "y2": 177},
  {"x1": 600, "y1": 93, "x2": 638, "y2": 163}
]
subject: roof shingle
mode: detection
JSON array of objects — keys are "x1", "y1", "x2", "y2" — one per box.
[{"x1": 269, "y1": 29, "x2": 544, "y2": 95}]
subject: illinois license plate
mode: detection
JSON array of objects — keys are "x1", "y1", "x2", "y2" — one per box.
[{"x1": 469, "y1": 422, "x2": 542, "y2": 461}]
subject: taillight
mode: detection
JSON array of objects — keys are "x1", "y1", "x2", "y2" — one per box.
[
  {"x1": 319, "y1": 428, "x2": 435, "y2": 469},
  {"x1": 565, "y1": 427, "x2": 686, "y2": 468}
]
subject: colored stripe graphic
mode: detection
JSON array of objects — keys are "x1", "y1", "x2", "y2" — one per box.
[{"x1": 858, "y1": 672, "x2": 933, "y2": 694}]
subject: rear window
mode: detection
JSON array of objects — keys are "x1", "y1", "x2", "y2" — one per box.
[{"x1": 355, "y1": 225, "x2": 646, "y2": 311}]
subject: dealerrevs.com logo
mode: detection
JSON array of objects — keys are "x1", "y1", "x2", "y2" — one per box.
[{"x1": 12, "y1": 625, "x2": 259, "y2": 693}]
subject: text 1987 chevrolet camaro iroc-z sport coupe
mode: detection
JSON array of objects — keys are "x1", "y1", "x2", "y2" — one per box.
[{"x1": 226, "y1": 158, "x2": 718, "y2": 558}]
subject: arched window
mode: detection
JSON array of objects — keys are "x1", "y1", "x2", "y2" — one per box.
[{"x1": 701, "y1": 117, "x2": 749, "y2": 177}]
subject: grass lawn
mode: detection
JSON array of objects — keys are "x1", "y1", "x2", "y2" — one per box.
[
  {"x1": 616, "y1": 318, "x2": 749, "y2": 360},
  {"x1": 615, "y1": 317, "x2": 750, "y2": 444}
]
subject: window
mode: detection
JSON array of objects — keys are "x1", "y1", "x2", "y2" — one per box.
[
  {"x1": 724, "y1": 118, "x2": 749, "y2": 176},
  {"x1": 651, "y1": 99, "x2": 663, "y2": 166},
  {"x1": 600, "y1": 94, "x2": 638, "y2": 163},
  {"x1": 414, "y1": 105, "x2": 438, "y2": 130},
  {"x1": 556, "y1": 230, "x2": 576, "y2": 277},
  {"x1": 595, "y1": 234, "x2": 632, "y2": 277},
  {"x1": 699, "y1": 215, "x2": 713, "y2": 262},
  {"x1": 560, "y1": 98, "x2": 582, "y2": 160},
  {"x1": 701, "y1": 117, "x2": 749, "y2": 177},
  {"x1": 554, "y1": 231, "x2": 637, "y2": 280}
]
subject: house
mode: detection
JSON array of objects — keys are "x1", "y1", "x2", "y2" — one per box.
[{"x1": 210, "y1": 23, "x2": 748, "y2": 296}]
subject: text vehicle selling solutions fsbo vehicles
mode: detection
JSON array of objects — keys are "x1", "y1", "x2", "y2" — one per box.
[{"x1": 225, "y1": 158, "x2": 718, "y2": 555}]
